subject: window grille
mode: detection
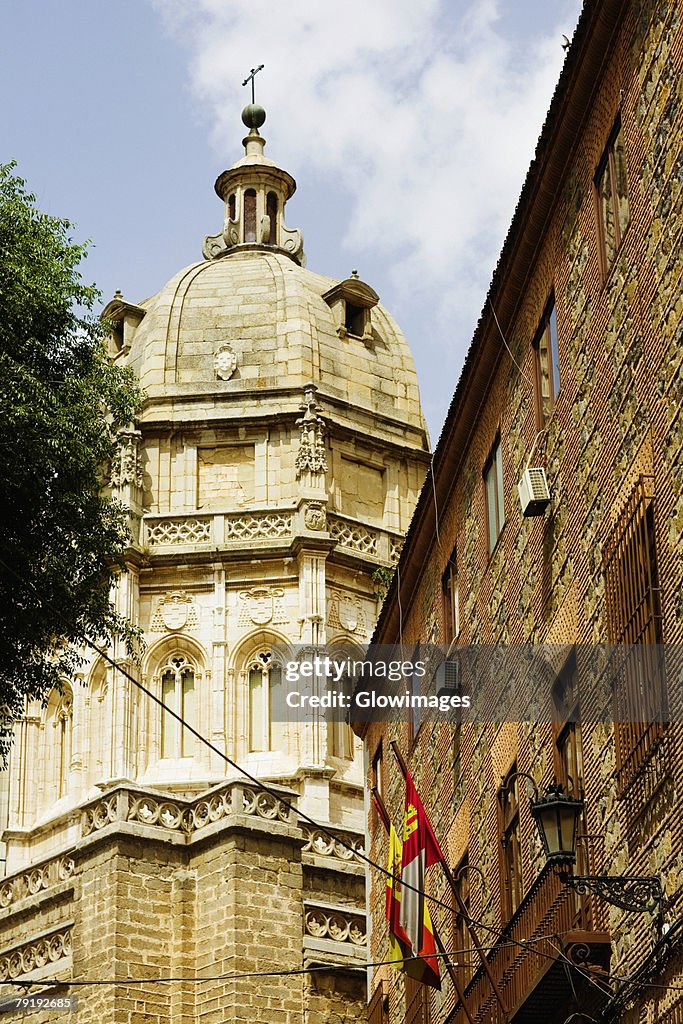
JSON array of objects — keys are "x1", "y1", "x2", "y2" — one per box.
[{"x1": 603, "y1": 476, "x2": 666, "y2": 795}]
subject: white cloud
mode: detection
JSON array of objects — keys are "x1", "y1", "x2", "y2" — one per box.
[{"x1": 152, "y1": 0, "x2": 582, "y2": 434}]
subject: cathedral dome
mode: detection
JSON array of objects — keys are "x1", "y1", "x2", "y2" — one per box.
[{"x1": 125, "y1": 249, "x2": 426, "y2": 435}]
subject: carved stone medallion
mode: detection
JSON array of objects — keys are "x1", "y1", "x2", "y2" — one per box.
[
  {"x1": 214, "y1": 343, "x2": 238, "y2": 381},
  {"x1": 304, "y1": 502, "x2": 327, "y2": 531}
]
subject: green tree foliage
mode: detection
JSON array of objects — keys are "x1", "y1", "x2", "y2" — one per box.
[{"x1": 0, "y1": 163, "x2": 142, "y2": 739}]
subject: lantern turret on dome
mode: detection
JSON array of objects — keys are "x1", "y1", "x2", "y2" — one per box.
[{"x1": 203, "y1": 104, "x2": 305, "y2": 265}]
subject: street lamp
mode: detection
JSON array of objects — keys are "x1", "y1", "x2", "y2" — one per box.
[
  {"x1": 529, "y1": 784, "x2": 663, "y2": 915},
  {"x1": 529, "y1": 783, "x2": 583, "y2": 865}
]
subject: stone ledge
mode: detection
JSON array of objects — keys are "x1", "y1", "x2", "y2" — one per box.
[{"x1": 302, "y1": 853, "x2": 365, "y2": 877}]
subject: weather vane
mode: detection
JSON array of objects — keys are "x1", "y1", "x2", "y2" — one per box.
[{"x1": 242, "y1": 65, "x2": 265, "y2": 104}]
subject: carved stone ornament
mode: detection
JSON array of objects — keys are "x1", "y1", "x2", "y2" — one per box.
[
  {"x1": 304, "y1": 502, "x2": 327, "y2": 531},
  {"x1": 328, "y1": 591, "x2": 366, "y2": 636},
  {"x1": 296, "y1": 385, "x2": 327, "y2": 477},
  {"x1": 238, "y1": 586, "x2": 288, "y2": 627},
  {"x1": 150, "y1": 592, "x2": 199, "y2": 633},
  {"x1": 110, "y1": 427, "x2": 143, "y2": 489},
  {"x1": 214, "y1": 342, "x2": 238, "y2": 381}
]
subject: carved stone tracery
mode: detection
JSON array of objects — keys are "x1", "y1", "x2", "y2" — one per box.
[
  {"x1": 81, "y1": 780, "x2": 293, "y2": 839},
  {"x1": 0, "y1": 926, "x2": 72, "y2": 981},
  {"x1": 303, "y1": 904, "x2": 366, "y2": 946}
]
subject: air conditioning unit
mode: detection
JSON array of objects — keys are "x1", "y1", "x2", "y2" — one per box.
[
  {"x1": 517, "y1": 466, "x2": 551, "y2": 517},
  {"x1": 435, "y1": 658, "x2": 461, "y2": 699}
]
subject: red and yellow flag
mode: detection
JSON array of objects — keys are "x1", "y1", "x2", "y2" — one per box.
[
  {"x1": 386, "y1": 822, "x2": 411, "y2": 963},
  {"x1": 397, "y1": 768, "x2": 445, "y2": 989}
]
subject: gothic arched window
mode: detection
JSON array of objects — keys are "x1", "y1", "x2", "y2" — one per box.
[
  {"x1": 87, "y1": 661, "x2": 109, "y2": 787},
  {"x1": 160, "y1": 655, "x2": 196, "y2": 759},
  {"x1": 45, "y1": 686, "x2": 73, "y2": 801},
  {"x1": 248, "y1": 650, "x2": 285, "y2": 753}
]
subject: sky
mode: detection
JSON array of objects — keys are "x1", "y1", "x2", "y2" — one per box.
[{"x1": 1, "y1": 0, "x2": 582, "y2": 441}]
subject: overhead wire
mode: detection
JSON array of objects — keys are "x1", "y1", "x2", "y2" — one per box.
[{"x1": 2, "y1": 940, "x2": 577, "y2": 990}]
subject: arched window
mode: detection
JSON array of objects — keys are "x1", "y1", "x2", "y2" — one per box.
[
  {"x1": 266, "y1": 191, "x2": 278, "y2": 245},
  {"x1": 248, "y1": 650, "x2": 285, "y2": 752},
  {"x1": 160, "y1": 655, "x2": 196, "y2": 759},
  {"x1": 45, "y1": 686, "x2": 73, "y2": 801},
  {"x1": 87, "y1": 661, "x2": 109, "y2": 787},
  {"x1": 244, "y1": 189, "x2": 257, "y2": 243},
  {"x1": 228, "y1": 193, "x2": 236, "y2": 222}
]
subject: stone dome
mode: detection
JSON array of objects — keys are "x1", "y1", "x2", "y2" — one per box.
[{"x1": 125, "y1": 249, "x2": 427, "y2": 437}]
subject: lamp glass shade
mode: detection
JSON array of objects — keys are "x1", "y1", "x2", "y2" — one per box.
[{"x1": 531, "y1": 787, "x2": 583, "y2": 865}]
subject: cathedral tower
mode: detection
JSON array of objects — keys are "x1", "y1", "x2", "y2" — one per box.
[{"x1": 0, "y1": 106, "x2": 430, "y2": 1023}]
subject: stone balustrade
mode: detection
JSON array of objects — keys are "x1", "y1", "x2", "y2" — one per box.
[
  {"x1": 301, "y1": 825, "x2": 365, "y2": 862},
  {"x1": 0, "y1": 855, "x2": 76, "y2": 912},
  {"x1": 143, "y1": 508, "x2": 295, "y2": 548},
  {"x1": 303, "y1": 901, "x2": 366, "y2": 948},
  {"x1": 142, "y1": 508, "x2": 403, "y2": 565},
  {"x1": 0, "y1": 926, "x2": 72, "y2": 982},
  {"x1": 81, "y1": 779, "x2": 296, "y2": 840}
]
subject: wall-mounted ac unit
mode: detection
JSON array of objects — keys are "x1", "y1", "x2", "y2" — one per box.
[
  {"x1": 435, "y1": 658, "x2": 461, "y2": 699},
  {"x1": 517, "y1": 466, "x2": 551, "y2": 517}
]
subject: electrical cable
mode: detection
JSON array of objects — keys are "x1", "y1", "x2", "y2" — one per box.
[
  {"x1": 488, "y1": 297, "x2": 533, "y2": 385},
  {"x1": 1, "y1": 941, "x2": 571, "y2": 989}
]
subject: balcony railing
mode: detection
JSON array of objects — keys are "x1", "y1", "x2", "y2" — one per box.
[{"x1": 449, "y1": 867, "x2": 610, "y2": 1024}]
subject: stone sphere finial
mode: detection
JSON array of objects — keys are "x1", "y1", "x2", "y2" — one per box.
[{"x1": 241, "y1": 104, "x2": 266, "y2": 130}]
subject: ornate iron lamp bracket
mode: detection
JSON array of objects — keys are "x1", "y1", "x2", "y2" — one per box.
[{"x1": 560, "y1": 872, "x2": 663, "y2": 913}]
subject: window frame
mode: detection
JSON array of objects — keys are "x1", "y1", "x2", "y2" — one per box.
[
  {"x1": 603, "y1": 476, "x2": 667, "y2": 796},
  {"x1": 453, "y1": 851, "x2": 471, "y2": 985},
  {"x1": 160, "y1": 655, "x2": 197, "y2": 760},
  {"x1": 248, "y1": 649, "x2": 285, "y2": 753},
  {"x1": 533, "y1": 296, "x2": 560, "y2": 428},
  {"x1": 483, "y1": 435, "x2": 505, "y2": 556},
  {"x1": 594, "y1": 115, "x2": 630, "y2": 278},
  {"x1": 498, "y1": 765, "x2": 523, "y2": 921}
]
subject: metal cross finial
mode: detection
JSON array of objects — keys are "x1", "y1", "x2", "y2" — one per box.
[{"x1": 242, "y1": 65, "x2": 265, "y2": 104}]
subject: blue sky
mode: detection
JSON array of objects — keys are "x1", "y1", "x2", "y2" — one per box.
[{"x1": 1, "y1": 0, "x2": 582, "y2": 440}]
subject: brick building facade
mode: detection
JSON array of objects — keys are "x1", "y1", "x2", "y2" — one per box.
[{"x1": 359, "y1": 0, "x2": 683, "y2": 1021}]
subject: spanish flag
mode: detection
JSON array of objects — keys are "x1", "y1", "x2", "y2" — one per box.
[
  {"x1": 386, "y1": 822, "x2": 411, "y2": 964},
  {"x1": 397, "y1": 768, "x2": 444, "y2": 989}
]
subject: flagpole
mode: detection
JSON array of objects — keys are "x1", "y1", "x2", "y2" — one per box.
[
  {"x1": 371, "y1": 787, "x2": 476, "y2": 1024},
  {"x1": 389, "y1": 740, "x2": 509, "y2": 1022}
]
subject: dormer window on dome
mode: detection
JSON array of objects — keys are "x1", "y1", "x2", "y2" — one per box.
[
  {"x1": 203, "y1": 104, "x2": 305, "y2": 265},
  {"x1": 322, "y1": 274, "x2": 379, "y2": 343},
  {"x1": 102, "y1": 291, "x2": 146, "y2": 360}
]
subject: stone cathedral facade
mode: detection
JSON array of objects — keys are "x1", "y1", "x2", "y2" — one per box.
[{"x1": 0, "y1": 108, "x2": 430, "y2": 1023}]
